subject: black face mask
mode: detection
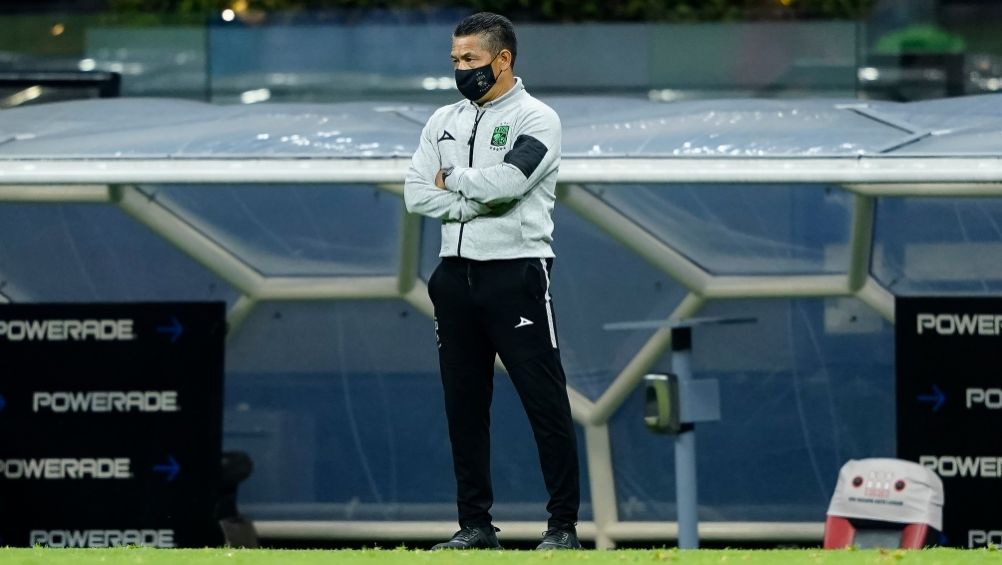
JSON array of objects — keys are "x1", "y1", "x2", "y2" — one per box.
[{"x1": 455, "y1": 51, "x2": 503, "y2": 102}]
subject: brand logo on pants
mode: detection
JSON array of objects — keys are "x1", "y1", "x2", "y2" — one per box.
[{"x1": 515, "y1": 317, "x2": 534, "y2": 328}]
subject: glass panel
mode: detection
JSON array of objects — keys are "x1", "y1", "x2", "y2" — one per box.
[
  {"x1": 0, "y1": 203, "x2": 238, "y2": 304},
  {"x1": 649, "y1": 22, "x2": 858, "y2": 98},
  {"x1": 14, "y1": 7, "x2": 1002, "y2": 106},
  {"x1": 0, "y1": 14, "x2": 208, "y2": 104},
  {"x1": 591, "y1": 184, "x2": 852, "y2": 275},
  {"x1": 0, "y1": 14, "x2": 864, "y2": 106},
  {"x1": 150, "y1": 184, "x2": 401, "y2": 277},
  {"x1": 556, "y1": 98, "x2": 906, "y2": 158},
  {"x1": 224, "y1": 299, "x2": 590, "y2": 520},
  {"x1": 208, "y1": 20, "x2": 458, "y2": 104},
  {"x1": 860, "y1": 1, "x2": 997, "y2": 101},
  {"x1": 610, "y1": 298, "x2": 894, "y2": 521},
  {"x1": 86, "y1": 24, "x2": 208, "y2": 98},
  {"x1": 873, "y1": 197, "x2": 1002, "y2": 295},
  {"x1": 418, "y1": 205, "x2": 689, "y2": 400}
]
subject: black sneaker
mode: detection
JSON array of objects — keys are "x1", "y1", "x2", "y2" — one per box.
[
  {"x1": 536, "y1": 527, "x2": 582, "y2": 550},
  {"x1": 431, "y1": 525, "x2": 501, "y2": 550}
]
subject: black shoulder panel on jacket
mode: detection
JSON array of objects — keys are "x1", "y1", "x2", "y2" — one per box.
[{"x1": 503, "y1": 134, "x2": 548, "y2": 178}]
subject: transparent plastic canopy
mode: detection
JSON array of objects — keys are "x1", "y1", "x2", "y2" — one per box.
[{"x1": 4, "y1": 94, "x2": 1002, "y2": 159}]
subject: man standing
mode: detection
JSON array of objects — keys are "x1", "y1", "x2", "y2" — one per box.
[{"x1": 403, "y1": 12, "x2": 581, "y2": 551}]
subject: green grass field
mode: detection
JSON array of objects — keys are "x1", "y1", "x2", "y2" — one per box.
[{"x1": 0, "y1": 547, "x2": 997, "y2": 565}]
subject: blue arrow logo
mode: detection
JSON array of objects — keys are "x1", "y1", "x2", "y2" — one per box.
[
  {"x1": 917, "y1": 385, "x2": 946, "y2": 412},
  {"x1": 152, "y1": 455, "x2": 180, "y2": 481},
  {"x1": 156, "y1": 316, "x2": 184, "y2": 343}
]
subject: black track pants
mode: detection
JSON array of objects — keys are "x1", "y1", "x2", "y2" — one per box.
[{"x1": 428, "y1": 256, "x2": 580, "y2": 530}]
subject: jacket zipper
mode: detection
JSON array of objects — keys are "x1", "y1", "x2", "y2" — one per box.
[{"x1": 457, "y1": 106, "x2": 486, "y2": 258}]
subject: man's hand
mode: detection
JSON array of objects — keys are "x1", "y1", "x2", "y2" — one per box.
[{"x1": 435, "y1": 167, "x2": 455, "y2": 189}]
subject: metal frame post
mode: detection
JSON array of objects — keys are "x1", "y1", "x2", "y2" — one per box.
[{"x1": 671, "y1": 326, "x2": 699, "y2": 549}]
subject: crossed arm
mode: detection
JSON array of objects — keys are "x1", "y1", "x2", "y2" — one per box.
[
  {"x1": 403, "y1": 122, "x2": 489, "y2": 222},
  {"x1": 404, "y1": 112, "x2": 559, "y2": 220}
]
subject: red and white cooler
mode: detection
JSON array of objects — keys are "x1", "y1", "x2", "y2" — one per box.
[{"x1": 824, "y1": 458, "x2": 944, "y2": 549}]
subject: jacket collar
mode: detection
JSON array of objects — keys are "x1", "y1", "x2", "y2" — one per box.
[{"x1": 471, "y1": 77, "x2": 525, "y2": 111}]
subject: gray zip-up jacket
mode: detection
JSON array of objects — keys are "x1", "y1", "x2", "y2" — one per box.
[{"x1": 404, "y1": 78, "x2": 560, "y2": 260}]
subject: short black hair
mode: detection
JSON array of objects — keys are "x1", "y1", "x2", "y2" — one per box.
[{"x1": 454, "y1": 12, "x2": 517, "y2": 68}]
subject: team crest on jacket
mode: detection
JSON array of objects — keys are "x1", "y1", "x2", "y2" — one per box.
[{"x1": 490, "y1": 124, "x2": 510, "y2": 150}]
